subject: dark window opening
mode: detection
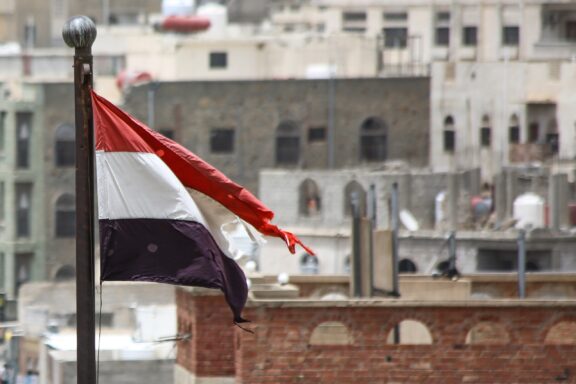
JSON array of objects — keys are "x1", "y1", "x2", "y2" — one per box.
[
  {"x1": 546, "y1": 133, "x2": 559, "y2": 154},
  {"x1": 444, "y1": 130, "x2": 455, "y2": 152},
  {"x1": 209, "y1": 52, "x2": 227, "y2": 69},
  {"x1": 383, "y1": 27, "x2": 408, "y2": 48},
  {"x1": 502, "y1": 26, "x2": 519, "y2": 46},
  {"x1": 308, "y1": 126, "x2": 326, "y2": 142},
  {"x1": 343, "y1": 11, "x2": 366, "y2": 22},
  {"x1": 16, "y1": 112, "x2": 32, "y2": 169},
  {"x1": 15, "y1": 253, "x2": 33, "y2": 295},
  {"x1": 383, "y1": 12, "x2": 407, "y2": 21},
  {"x1": 477, "y1": 249, "x2": 549, "y2": 272},
  {"x1": 462, "y1": 26, "x2": 477, "y2": 46},
  {"x1": 56, "y1": 194, "x2": 75, "y2": 238},
  {"x1": 480, "y1": 127, "x2": 491, "y2": 147},
  {"x1": 16, "y1": 183, "x2": 32, "y2": 237},
  {"x1": 528, "y1": 122, "x2": 539, "y2": 143},
  {"x1": 0, "y1": 111, "x2": 6, "y2": 153},
  {"x1": 435, "y1": 27, "x2": 450, "y2": 46},
  {"x1": 210, "y1": 128, "x2": 235, "y2": 154},
  {"x1": 399, "y1": 259, "x2": 417, "y2": 273},
  {"x1": 509, "y1": 126, "x2": 520, "y2": 143},
  {"x1": 276, "y1": 121, "x2": 300, "y2": 165},
  {"x1": 566, "y1": 21, "x2": 576, "y2": 42},
  {"x1": 300, "y1": 253, "x2": 319, "y2": 274},
  {"x1": 159, "y1": 129, "x2": 174, "y2": 140},
  {"x1": 55, "y1": 124, "x2": 75, "y2": 167},
  {"x1": 360, "y1": 117, "x2": 387, "y2": 162}
]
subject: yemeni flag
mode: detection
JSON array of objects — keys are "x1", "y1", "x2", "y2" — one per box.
[{"x1": 92, "y1": 91, "x2": 312, "y2": 323}]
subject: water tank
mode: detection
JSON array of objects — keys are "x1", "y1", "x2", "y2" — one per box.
[
  {"x1": 513, "y1": 193, "x2": 545, "y2": 229},
  {"x1": 162, "y1": 0, "x2": 195, "y2": 16},
  {"x1": 196, "y1": 2, "x2": 228, "y2": 35}
]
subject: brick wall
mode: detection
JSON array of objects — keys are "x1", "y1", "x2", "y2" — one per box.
[{"x1": 235, "y1": 302, "x2": 576, "y2": 383}]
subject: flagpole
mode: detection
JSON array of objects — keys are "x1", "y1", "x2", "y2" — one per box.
[{"x1": 62, "y1": 16, "x2": 97, "y2": 384}]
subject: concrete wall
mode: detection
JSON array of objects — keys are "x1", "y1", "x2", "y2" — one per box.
[{"x1": 57, "y1": 359, "x2": 173, "y2": 384}]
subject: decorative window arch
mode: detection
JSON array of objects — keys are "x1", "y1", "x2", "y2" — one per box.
[
  {"x1": 343, "y1": 181, "x2": 366, "y2": 217},
  {"x1": 55, "y1": 124, "x2": 75, "y2": 167},
  {"x1": 275, "y1": 120, "x2": 300, "y2": 165},
  {"x1": 443, "y1": 115, "x2": 455, "y2": 152},
  {"x1": 466, "y1": 321, "x2": 510, "y2": 345},
  {"x1": 480, "y1": 115, "x2": 491, "y2": 147},
  {"x1": 310, "y1": 321, "x2": 353, "y2": 345},
  {"x1": 360, "y1": 117, "x2": 387, "y2": 161},
  {"x1": 55, "y1": 193, "x2": 75, "y2": 238},
  {"x1": 299, "y1": 179, "x2": 321, "y2": 216},
  {"x1": 509, "y1": 114, "x2": 520, "y2": 144},
  {"x1": 387, "y1": 319, "x2": 433, "y2": 344}
]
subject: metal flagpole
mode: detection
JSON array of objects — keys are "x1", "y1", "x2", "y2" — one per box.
[{"x1": 62, "y1": 16, "x2": 97, "y2": 384}]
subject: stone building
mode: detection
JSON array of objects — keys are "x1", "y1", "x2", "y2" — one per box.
[
  {"x1": 122, "y1": 77, "x2": 430, "y2": 193},
  {"x1": 0, "y1": 82, "x2": 77, "y2": 301}
]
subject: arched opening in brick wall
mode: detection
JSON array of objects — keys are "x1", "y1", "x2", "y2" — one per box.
[
  {"x1": 386, "y1": 319, "x2": 433, "y2": 345},
  {"x1": 309, "y1": 321, "x2": 353, "y2": 346},
  {"x1": 465, "y1": 321, "x2": 510, "y2": 345},
  {"x1": 544, "y1": 321, "x2": 576, "y2": 344},
  {"x1": 399, "y1": 258, "x2": 417, "y2": 273}
]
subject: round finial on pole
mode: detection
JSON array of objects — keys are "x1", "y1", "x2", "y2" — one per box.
[{"x1": 62, "y1": 15, "x2": 97, "y2": 48}]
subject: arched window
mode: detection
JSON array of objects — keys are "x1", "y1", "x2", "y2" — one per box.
[
  {"x1": 55, "y1": 193, "x2": 75, "y2": 238},
  {"x1": 299, "y1": 179, "x2": 321, "y2": 216},
  {"x1": 509, "y1": 114, "x2": 520, "y2": 144},
  {"x1": 54, "y1": 264, "x2": 75, "y2": 281},
  {"x1": 360, "y1": 117, "x2": 387, "y2": 161},
  {"x1": 480, "y1": 115, "x2": 491, "y2": 147},
  {"x1": 276, "y1": 120, "x2": 300, "y2": 165},
  {"x1": 387, "y1": 319, "x2": 433, "y2": 345},
  {"x1": 546, "y1": 119, "x2": 559, "y2": 154},
  {"x1": 466, "y1": 321, "x2": 510, "y2": 345},
  {"x1": 300, "y1": 253, "x2": 319, "y2": 274},
  {"x1": 55, "y1": 124, "x2": 75, "y2": 167},
  {"x1": 343, "y1": 181, "x2": 366, "y2": 217},
  {"x1": 399, "y1": 258, "x2": 417, "y2": 273},
  {"x1": 443, "y1": 116, "x2": 455, "y2": 152},
  {"x1": 310, "y1": 321, "x2": 353, "y2": 345}
]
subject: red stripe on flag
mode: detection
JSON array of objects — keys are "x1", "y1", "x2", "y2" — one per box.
[{"x1": 91, "y1": 91, "x2": 314, "y2": 255}]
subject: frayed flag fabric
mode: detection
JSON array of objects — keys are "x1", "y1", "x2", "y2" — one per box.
[{"x1": 92, "y1": 91, "x2": 312, "y2": 323}]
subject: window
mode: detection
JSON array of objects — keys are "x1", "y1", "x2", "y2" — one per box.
[
  {"x1": 16, "y1": 183, "x2": 32, "y2": 237},
  {"x1": 528, "y1": 122, "x2": 539, "y2": 143},
  {"x1": 55, "y1": 193, "x2": 75, "y2": 238},
  {"x1": 15, "y1": 253, "x2": 33, "y2": 295},
  {"x1": 299, "y1": 179, "x2": 321, "y2": 216},
  {"x1": 16, "y1": 112, "x2": 32, "y2": 169},
  {"x1": 276, "y1": 120, "x2": 300, "y2": 165},
  {"x1": 383, "y1": 27, "x2": 408, "y2": 48},
  {"x1": 509, "y1": 115, "x2": 520, "y2": 144},
  {"x1": 300, "y1": 253, "x2": 319, "y2": 274},
  {"x1": 342, "y1": 11, "x2": 367, "y2": 33},
  {"x1": 435, "y1": 12, "x2": 450, "y2": 46},
  {"x1": 480, "y1": 115, "x2": 491, "y2": 147},
  {"x1": 502, "y1": 26, "x2": 519, "y2": 46},
  {"x1": 308, "y1": 126, "x2": 326, "y2": 143},
  {"x1": 546, "y1": 119, "x2": 559, "y2": 154},
  {"x1": 55, "y1": 124, "x2": 75, "y2": 167},
  {"x1": 383, "y1": 12, "x2": 407, "y2": 21},
  {"x1": 344, "y1": 181, "x2": 366, "y2": 217},
  {"x1": 209, "y1": 52, "x2": 227, "y2": 69},
  {"x1": 210, "y1": 128, "x2": 235, "y2": 154},
  {"x1": 566, "y1": 21, "x2": 576, "y2": 42},
  {"x1": 443, "y1": 116, "x2": 455, "y2": 152},
  {"x1": 0, "y1": 182, "x2": 4, "y2": 223},
  {"x1": 159, "y1": 129, "x2": 174, "y2": 140},
  {"x1": 0, "y1": 111, "x2": 6, "y2": 155},
  {"x1": 462, "y1": 26, "x2": 477, "y2": 46},
  {"x1": 399, "y1": 259, "x2": 417, "y2": 273},
  {"x1": 436, "y1": 27, "x2": 450, "y2": 46},
  {"x1": 360, "y1": 117, "x2": 387, "y2": 161}
]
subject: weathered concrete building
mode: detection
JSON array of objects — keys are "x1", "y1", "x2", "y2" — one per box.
[{"x1": 122, "y1": 77, "x2": 430, "y2": 193}]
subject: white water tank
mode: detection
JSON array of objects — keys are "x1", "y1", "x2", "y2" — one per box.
[
  {"x1": 196, "y1": 2, "x2": 228, "y2": 35},
  {"x1": 513, "y1": 192, "x2": 545, "y2": 229}
]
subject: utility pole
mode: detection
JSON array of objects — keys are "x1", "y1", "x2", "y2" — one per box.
[{"x1": 62, "y1": 16, "x2": 97, "y2": 384}]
